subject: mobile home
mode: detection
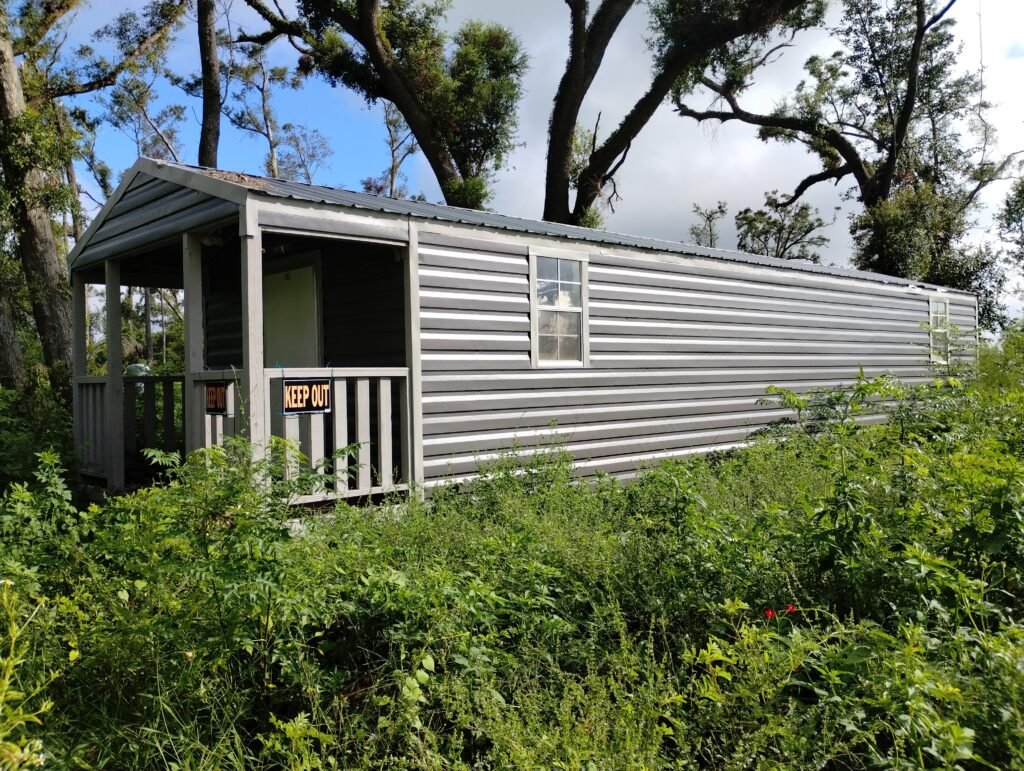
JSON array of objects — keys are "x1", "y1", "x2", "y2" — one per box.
[{"x1": 68, "y1": 158, "x2": 977, "y2": 499}]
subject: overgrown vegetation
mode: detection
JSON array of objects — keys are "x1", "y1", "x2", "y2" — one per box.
[{"x1": 2, "y1": 333, "x2": 1024, "y2": 768}]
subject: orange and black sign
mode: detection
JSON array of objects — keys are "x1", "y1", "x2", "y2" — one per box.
[
  {"x1": 205, "y1": 382, "x2": 228, "y2": 414},
  {"x1": 283, "y1": 378, "x2": 332, "y2": 414}
]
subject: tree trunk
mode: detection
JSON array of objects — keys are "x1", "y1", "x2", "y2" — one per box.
[
  {"x1": 543, "y1": 0, "x2": 635, "y2": 223},
  {"x1": 552, "y1": 0, "x2": 811, "y2": 225},
  {"x1": 0, "y1": 31, "x2": 73, "y2": 397},
  {"x1": 197, "y1": 0, "x2": 221, "y2": 167},
  {"x1": 0, "y1": 289, "x2": 26, "y2": 390}
]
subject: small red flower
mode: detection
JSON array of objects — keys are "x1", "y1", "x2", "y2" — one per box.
[
  {"x1": 764, "y1": 608, "x2": 776, "y2": 620},
  {"x1": 785, "y1": 603, "x2": 797, "y2": 615}
]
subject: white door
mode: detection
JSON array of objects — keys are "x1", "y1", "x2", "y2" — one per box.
[{"x1": 263, "y1": 265, "x2": 319, "y2": 367}]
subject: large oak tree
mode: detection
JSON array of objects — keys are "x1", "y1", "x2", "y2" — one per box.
[
  {"x1": 673, "y1": 0, "x2": 1018, "y2": 326},
  {"x1": 241, "y1": 0, "x2": 823, "y2": 221},
  {"x1": 0, "y1": 1, "x2": 186, "y2": 393}
]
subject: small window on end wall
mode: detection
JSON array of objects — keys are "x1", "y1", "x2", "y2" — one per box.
[
  {"x1": 929, "y1": 296, "x2": 950, "y2": 363},
  {"x1": 530, "y1": 250, "x2": 589, "y2": 366}
]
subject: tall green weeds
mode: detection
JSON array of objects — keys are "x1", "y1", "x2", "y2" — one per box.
[{"x1": 2, "y1": 354, "x2": 1024, "y2": 768}]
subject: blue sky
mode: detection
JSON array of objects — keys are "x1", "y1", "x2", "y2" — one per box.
[{"x1": 69, "y1": 0, "x2": 1024, "y2": 312}]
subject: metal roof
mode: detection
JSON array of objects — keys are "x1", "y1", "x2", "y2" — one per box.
[{"x1": 147, "y1": 160, "x2": 971, "y2": 295}]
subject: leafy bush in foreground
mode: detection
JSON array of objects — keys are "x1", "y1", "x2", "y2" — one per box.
[{"x1": 2, "y1": 368, "x2": 1024, "y2": 768}]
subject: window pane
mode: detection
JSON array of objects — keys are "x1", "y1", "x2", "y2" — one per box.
[
  {"x1": 558, "y1": 335, "x2": 581, "y2": 361},
  {"x1": 539, "y1": 334, "x2": 558, "y2": 360},
  {"x1": 539, "y1": 310, "x2": 558, "y2": 335},
  {"x1": 537, "y1": 281, "x2": 559, "y2": 306},
  {"x1": 559, "y1": 259, "x2": 581, "y2": 283},
  {"x1": 537, "y1": 256, "x2": 559, "y2": 281},
  {"x1": 556, "y1": 311, "x2": 581, "y2": 336},
  {"x1": 561, "y1": 283, "x2": 582, "y2": 307}
]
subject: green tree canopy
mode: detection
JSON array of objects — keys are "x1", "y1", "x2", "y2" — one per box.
[
  {"x1": 244, "y1": 0, "x2": 527, "y2": 209},
  {"x1": 673, "y1": 0, "x2": 1017, "y2": 327},
  {"x1": 242, "y1": 0, "x2": 824, "y2": 219},
  {"x1": 735, "y1": 192, "x2": 830, "y2": 262}
]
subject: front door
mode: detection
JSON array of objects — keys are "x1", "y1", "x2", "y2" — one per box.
[{"x1": 263, "y1": 262, "x2": 320, "y2": 367}]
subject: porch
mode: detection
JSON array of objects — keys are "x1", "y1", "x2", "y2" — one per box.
[
  {"x1": 69, "y1": 169, "x2": 421, "y2": 502},
  {"x1": 74, "y1": 368, "x2": 411, "y2": 501}
]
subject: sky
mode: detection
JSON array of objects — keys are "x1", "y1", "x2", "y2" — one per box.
[{"x1": 73, "y1": 0, "x2": 1024, "y2": 313}]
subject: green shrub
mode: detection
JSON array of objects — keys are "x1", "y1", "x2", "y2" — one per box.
[
  {"x1": 3, "y1": 374, "x2": 1024, "y2": 767},
  {"x1": 0, "y1": 384, "x2": 72, "y2": 492}
]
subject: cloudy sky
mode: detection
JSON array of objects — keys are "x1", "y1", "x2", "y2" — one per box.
[{"x1": 79, "y1": 0, "x2": 1024, "y2": 303}]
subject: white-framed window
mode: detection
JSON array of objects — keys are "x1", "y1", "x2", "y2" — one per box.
[
  {"x1": 929, "y1": 296, "x2": 950, "y2": 364},
  {"x1": 529, "y1": 248, "x2": 589, "y2": 367}
]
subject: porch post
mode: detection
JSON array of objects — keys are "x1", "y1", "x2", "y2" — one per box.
[
  {"x1": 182, "y1": 232, "x2": 204, "y2": 453},
  {"x1": 71, "y1": 271, "x2": 87, "y2": 453},
  {"x1": 104, "y1": 259, "x2": 125, "y2": 489},
  {"x1": 404, "y1": 220, "x2": 424, "y2": 489},
  {"x1": 240, "y1": 198, "x2": 268, "y2": 452}
]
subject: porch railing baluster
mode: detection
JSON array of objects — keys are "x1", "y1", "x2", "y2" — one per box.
[
  {"x1": 378, "y1": 378, "x2": 393, "y2": 489},
  {"x1": 355, "y1": 377, "x2": 372, "y2": 494},
  {"x1": 333, "y1": 379, "x2": 349, "y2": 494}
]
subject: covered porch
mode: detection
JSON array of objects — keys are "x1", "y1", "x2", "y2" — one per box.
[{"x1": 69, "y1": 166, "x2": 419, "y2": 502}]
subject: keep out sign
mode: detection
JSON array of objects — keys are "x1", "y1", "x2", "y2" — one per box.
[
  {"x1": 282, "y1": 378, "x2": 332, "y2": 414},
  {"x1": 205, "y1": 382, "x2": 227, "y2": 414}
]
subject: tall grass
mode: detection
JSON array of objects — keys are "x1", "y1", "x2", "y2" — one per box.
[{"x1": 2, "y1": 332, "x2": 1024, "y2": 768}]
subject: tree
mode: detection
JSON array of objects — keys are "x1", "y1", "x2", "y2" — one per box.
[
  {"x1": 673, "y1": 0, "x2": 1015, "y2": 324},
  {"x1": 241, "y1": 0, "x2": 527, "y2": 209},
  {"x1": 0, "y1": 1, "x2": 186, "y2": 394},
  {"x1": 1000, "y1": 177, "x2": 1024, "y2": 265},
  {"x1": 197, "y1": 0, "x2": 222, "y2": 166},
  {"x1": 99, "y1": 74, "x2": 186, "y2": 162},
  {"x1": 0, "y1": 248, "x2": 26, "y2": 389},
  {"x1": 361, "y1": 102, "x2": 417, "y2": 198},
  {"x1": 735, "y1": 192, "x2": 830, "y2": 262},
  {"x1": 225, "y1": 44, "x2": 289, "y2": 177},
  {"x1": 242, "y1": 0, "x2": 820, "y2": 219},
  {"x1": 278, "y1": 123, "x2": 332, "y2": 184},
  {"x1": 688, "y1": 201, "x2": 728, "y2": 248},
  {"x1": 545, "y1": 0, "x2": 825, "y2": 224},
  {"x1": 223, "y1": 43, "x2": 333, "y2": 183}
]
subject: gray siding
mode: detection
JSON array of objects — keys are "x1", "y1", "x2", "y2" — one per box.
[
  {"x1": 419, "y1": 242, "x2": 977, "y2": 485},
  {"x1": 74, "y1": 175, "x2": 238, "y2": 268}
]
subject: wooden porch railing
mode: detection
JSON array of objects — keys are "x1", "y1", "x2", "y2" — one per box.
[
  {"x1": 188, "y1": 367, "x2": 410, "y2": 502},
  {"x1": 189, "y1": 370, "x2": 243, "y2": 449},
  {"x1": 124, "y1": 375, "x2": 185, "y2": 457}
]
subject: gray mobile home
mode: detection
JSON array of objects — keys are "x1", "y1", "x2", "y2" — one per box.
[{"x1": 68, "y1": 158, "x2": 977, "y2": 499}]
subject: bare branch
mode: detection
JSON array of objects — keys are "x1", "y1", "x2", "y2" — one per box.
[{"x1": 778, "y1": 164, "x2": 852, "y2": 207}]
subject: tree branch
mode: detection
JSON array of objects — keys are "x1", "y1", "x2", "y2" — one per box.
[
  {"x1": 780, "y1": 164, "x2": 852, "y2": 206},
  {"x1": 13, "y1": 0, "x2": 79, "y2": 55},
  {"x1": 675, "y1": 76, "x2": 872, "y2": 199},
  {"x1": 42, "y1": 2, "x2": 187, "y2": 99},
  {"x1": 239, "y1": 0, "x2": 310, "y2": 40},
  {"x1": 569, "y1": 0, "x2": 813, "y2": 223}
]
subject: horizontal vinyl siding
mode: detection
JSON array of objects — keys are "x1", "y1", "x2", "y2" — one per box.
[
  {"x1": 76, "y1": 175, "x2": 238, "y2": 266},
  {"x1": 418, "y1": 242, "x2": 955, "y2": 485},
  {"x1": 419, "y1": 244, "x2": 533, "y2": 375},
  {"x1": 949, "y1": 294, "x2": 979, "y2": 363}
]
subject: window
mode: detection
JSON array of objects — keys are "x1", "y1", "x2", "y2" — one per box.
[
  {"x1": 929, "y1": 297, "x2": 950, "y2": 363},
  {"x1": 530, "y1": 250, "x2": 588, "y2": 366}
]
